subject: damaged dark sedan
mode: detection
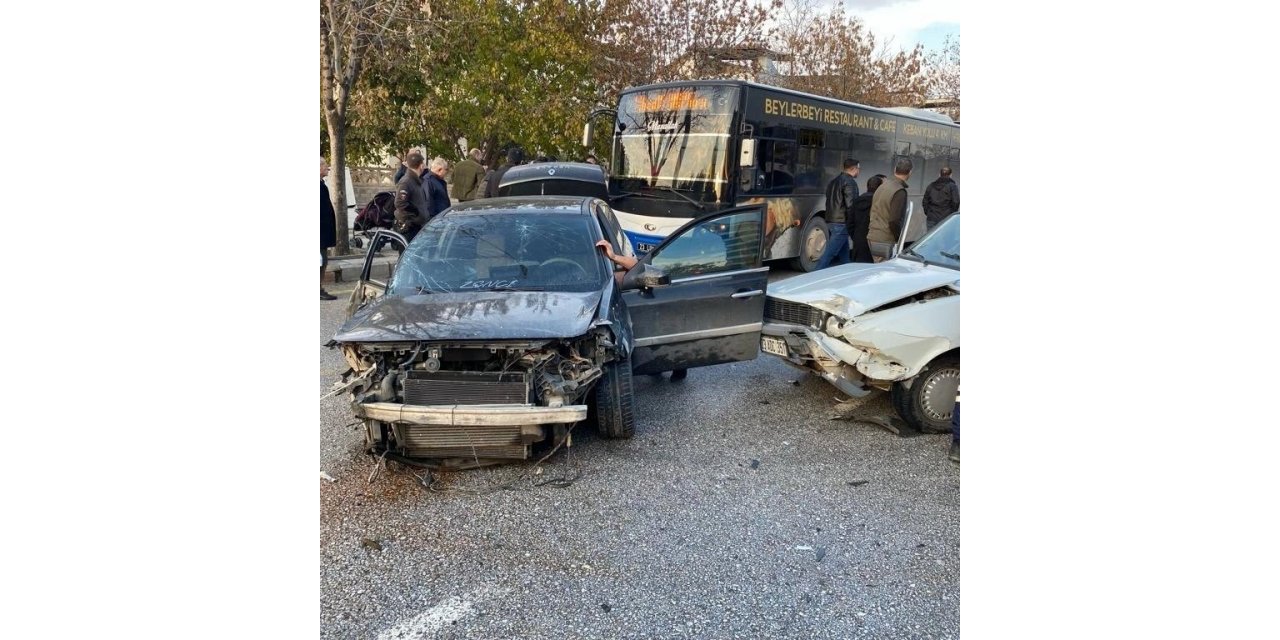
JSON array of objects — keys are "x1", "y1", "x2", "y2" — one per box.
[{"x1": 328, "y1": 196, "x2": 768, "y2": 466}]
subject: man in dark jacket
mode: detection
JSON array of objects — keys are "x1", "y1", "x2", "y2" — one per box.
[
  {"x1": 849, "y1": 174, "x2": 884, "y2": 263},
  {"x1": 484, "y1": 147, "x2": 524, "y2": 198},
  {"x1": 321, "y1": 157, "x2": 338, "y2": 300},
  {"x1": 922, "y1": 166, "x2": 960, "y2": 229},
  {"x1": 394, "y1": 152, "x2": 431, "y2": 242},
  {"x1": 425, "y1": 156, "x2": 452, "y2": 218},
  {"x1": 451, "y1": 148, "x2": 484, "y2": 202},
  {"x1": 814, "y1": 158, "x2": 860, "y2": 270}
]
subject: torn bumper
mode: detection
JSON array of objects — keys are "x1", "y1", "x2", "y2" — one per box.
[
  {"x1": 356, "y1": 402, "x2": 588, "y2": 461},
  {"x1": 762, "y1": 322, "x2": 875, "y2": 397},
  {"x1": 355, "y1": 402, "x2": 587, "y2": 426}
]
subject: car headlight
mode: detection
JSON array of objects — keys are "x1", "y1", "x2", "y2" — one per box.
[{"x1": 825, "y1": 315, "x2": 843, "y2": 337}]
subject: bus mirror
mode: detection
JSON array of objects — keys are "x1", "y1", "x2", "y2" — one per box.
[
  {"x1": 739, "y1": 138, "x2": 756, "y2": 167},
  {"x1": 582, "y1": 120, "x2": 594, "y2": 148}
]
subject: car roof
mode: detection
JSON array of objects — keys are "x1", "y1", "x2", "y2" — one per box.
[
  {"x1": 446, "y1": 196, "x2": 595, "y2": 215},
  {"x1": 499, "y1": 162, "x2": 607, "y2": 185}
]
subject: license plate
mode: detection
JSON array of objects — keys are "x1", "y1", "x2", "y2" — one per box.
[
  {"x1": 636, "y1": 242, "x2": 657, "y2": 253},
  {"x1": 761, "y1": 336, "x2": 788, "y2": 357}
]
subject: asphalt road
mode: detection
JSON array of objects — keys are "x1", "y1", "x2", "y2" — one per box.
[{"x1": 319, "y1": 271, "x2": 960, "y2": 639}]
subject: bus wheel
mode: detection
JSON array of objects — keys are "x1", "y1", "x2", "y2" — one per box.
[{"x1": 790, "y1": 216, "x2": 829, "y2": 272}]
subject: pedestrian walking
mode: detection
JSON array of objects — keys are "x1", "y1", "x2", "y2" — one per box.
[
  {"x1": 321, "y1": 157, "x2": 339, "y2": 301},
  {"x1": 425, "y1": 156, "x2": 452, "y2": 218},
  {"x1": 868, "y1": 158, "x2": 914, "y2": 257},
  {"x1": 484, "y1": 147, "x2": 524, "y2": 198},
  {"x1": 451, "y1": 148, "x2": 485, "y2": 202},
  {"x1": 814, "y1": 158, "x2": 860, "y2": 270},
  {"x1": 922, "y1": 166, "x2": 960, "y2": 229},
  {"x1": 849, "y1": 174, "x2": 883, "y2": 263},
  {"x1": 393, "y1": 152, "x2": 431, "y2": 242}
]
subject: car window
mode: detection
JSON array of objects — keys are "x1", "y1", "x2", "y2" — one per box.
[
  {"x1": 389, "y1": 213, "x2": 607, "y2": 293},
  {"x1": 649, "y1": 210, "x2": 760, "y2": 279}
]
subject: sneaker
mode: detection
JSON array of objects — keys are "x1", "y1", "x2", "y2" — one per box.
[
  {"x1": 320, "y1": 289, "x2": 338, "y2": 301},
  {"x1": 948, "y1": 441, "x2": 959, "y2": 464}
]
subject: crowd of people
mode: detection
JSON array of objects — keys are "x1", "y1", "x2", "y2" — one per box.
[{"x1": 813, "y1": 157, "x2": 960, "y2": 271}]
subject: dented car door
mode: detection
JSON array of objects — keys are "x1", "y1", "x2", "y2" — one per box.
[{"x1": 623, "y1": 205, "x2": 768, "y2": 374}]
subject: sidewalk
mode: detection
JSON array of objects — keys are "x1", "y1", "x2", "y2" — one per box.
[{"x1": 322, "y1": 249, "x2": 398, "y2": 284}]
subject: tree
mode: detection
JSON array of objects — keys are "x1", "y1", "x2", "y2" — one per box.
[
  {"x1": 924, "y1": 35, "x2": 960, "y2": 121},
  {"x1": 321, "y1": 0, "x2": 416, "y2": 255},
  {"x1": 772, "y1": 0, "x2": 932, "y2": 108}
]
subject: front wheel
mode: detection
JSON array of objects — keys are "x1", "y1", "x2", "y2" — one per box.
[
  {"x1": 890, "y1": 354, "x2": 960, "y2": 433},
  {"x1": 592, "y1": 354, "x2": 636, "y2": 439},
  {"x1": 789, "y1": 216, "x2": 829, "y2": 272}
]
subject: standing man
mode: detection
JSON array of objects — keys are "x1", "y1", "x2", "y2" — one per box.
[
  {"x1": 814, "y1": 159, "x2": 860, "y2": 269},
  {"x1": 393, "y1": 147, "x2": 423, "y2": 184},
  {"x1": 867, "y1": 159, "x2": 914, "y2": 257},
  {"x1": 393, "y1": 152, "x2": 431, "y2": 242},
  {"x1": 321, "y1": 157, "x2": 338, "y2": 301},
  {"x1": 485, "y1": 147, "x2": 524, "y2": 198},
  {"x1": 849, "y1": 174, "x2": 884, "y2": 263},
  {"x1": 922, "y1": 166, "x2": 960, "y2": 229},
  {"x1": 451, "y1": 148, "x2": 484, "y2": 202},
  {"x1": 425, "y1": 156, "x2": 452, "y2": 218}
]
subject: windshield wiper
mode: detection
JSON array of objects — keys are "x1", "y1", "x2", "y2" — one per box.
[
  {"x1": 940, "y1": 251, "x2": 960, "y2": 260},
  {"x1": 612, "y1": 191, "x2": 659, "y2": 201},
  {"x1": 647, "y1": 185, "x2": 705, "y2": 210},
  {"x1": 485, "y1": 286, "x2": 547, "y2": 292},
  {"x1": 412, "y1": 286, "x2": 435, "y2": 294}
]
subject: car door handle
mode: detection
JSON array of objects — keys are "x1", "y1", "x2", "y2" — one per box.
[{"x1": 731, "y1": 289, "x2": 764, "y2": 299}]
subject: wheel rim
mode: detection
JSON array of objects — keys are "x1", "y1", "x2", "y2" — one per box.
[
  {"x1": 920, "y1": 367, "x2": 960, "y2": 421},
  {"x1": 805, "y1": 227, "x2": 826, "y2": 262}
]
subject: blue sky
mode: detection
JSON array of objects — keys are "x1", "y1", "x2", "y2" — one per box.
[{"x1": 817, "y1": 0, "x2": 959, "y2": 52}]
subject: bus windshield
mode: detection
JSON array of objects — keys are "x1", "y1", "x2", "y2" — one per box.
[{"x1": 611, "y1": 86, "x2": 738, "y2": 201}]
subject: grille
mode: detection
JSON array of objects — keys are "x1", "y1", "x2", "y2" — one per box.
[
  {"x1": 403, "y1": 370, "x2": 529, "y2": 406},
  {"x1": 765, "y1": 297, "x2": 825, "y2": 328}
]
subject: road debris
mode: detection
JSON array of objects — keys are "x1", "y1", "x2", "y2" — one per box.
[
  {"x1": 749, "y1": 459, "x2": 761, "y2": 469},
  {"x1": 320, "y1": 471, "x2": 337, "y2": 483}
]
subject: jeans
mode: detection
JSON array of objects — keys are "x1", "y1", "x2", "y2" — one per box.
[{"x1": 813, "y1": 223, "x2": 850, "y2": 269}]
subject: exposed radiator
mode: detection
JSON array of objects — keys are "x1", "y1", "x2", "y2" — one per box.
[
  {"x1": 394, "y1": 423, "x2": 530, "y2": 460},
  {"x1": 765, "y1": 297, "x2": 825, "y2": 328},
  {"x1": 403, "y1": 370, "x2": 530, "y2": 406}
]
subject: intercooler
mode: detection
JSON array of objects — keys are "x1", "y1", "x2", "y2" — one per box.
[
  {"x1": 403, "y1": 370, "x2": 530, "y2": 406},
  {"x1": 395, "y1": 425, "x2": 530, "y2": 460}
]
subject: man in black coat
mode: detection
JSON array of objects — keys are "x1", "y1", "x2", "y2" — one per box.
[
  {"x1": 922, "y1": 166, "x2": 960, "y2": 229},
  {"x1": 321, "y1": 157, "x2": 338, "y2": 300},
  {"x1": 849, "y1": 174, "x2": 884, "y2": 263},
  {"x1": 484, "y1": 147, "x2": 524, "y2": 198},
  {"x1": 814, "y1": 158, "x2": 860, "y2": 270},
  {"x1": 394, "y1": 152, "x2": 431, "y2": 242}
]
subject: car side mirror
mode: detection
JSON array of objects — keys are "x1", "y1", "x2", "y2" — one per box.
[{"x1": 620, "y1": 263, "x2": 671, "y2": 291}]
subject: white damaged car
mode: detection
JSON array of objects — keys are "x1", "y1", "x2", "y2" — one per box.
[{"x1": 760, "y1": 213, "x2": 959, "y2": 432}]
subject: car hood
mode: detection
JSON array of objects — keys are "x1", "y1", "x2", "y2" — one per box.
[
  {"x1": 334, "y1": 290, "x2": 604, "y2": 342},
  {"x1": 768, "y1": 259, "x2": 959, "y2": 319}
]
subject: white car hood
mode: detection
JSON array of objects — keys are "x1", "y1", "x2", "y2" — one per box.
[{"x1": 769, "y1": 259, "x2": 960, "y2": 319}]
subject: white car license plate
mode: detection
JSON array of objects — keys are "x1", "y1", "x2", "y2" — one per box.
[{"x1": 761, "y1": 336, "x2": 788, "y2": 357}]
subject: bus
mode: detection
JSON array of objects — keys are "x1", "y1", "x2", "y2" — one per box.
[{"x1": 582, "y1": 80, "x2": 960, "y2": 271}]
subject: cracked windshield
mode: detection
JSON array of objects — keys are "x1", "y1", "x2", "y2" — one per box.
[
  {"x1": 389, "y1": 213, "x2": 607, "y2": 294},
  {"x1": 612, "y1": 86, "x2": 738, "y2": 202}
]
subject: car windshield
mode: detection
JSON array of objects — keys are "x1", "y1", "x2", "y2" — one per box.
[
  {"x1": 610, "y1": 86, "x2": 737, "y2": 202},
  {"x1": 902, "y1": 214, "x2": 960, "y2": 270},
  {"x1": 389, "y1": 212, "x2": 607, "y2": 294}
]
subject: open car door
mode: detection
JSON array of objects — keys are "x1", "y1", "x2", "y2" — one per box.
[
  {"x1": 345, "y1": 229, "x2": 407, "y2": 317},
  {"x1": 623, "y1": 205, "x2": 767, "y2": 375}
]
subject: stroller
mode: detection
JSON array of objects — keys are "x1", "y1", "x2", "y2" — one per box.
[{"x1": 350, "y1": 191, "x2": 396, "y2": 249}]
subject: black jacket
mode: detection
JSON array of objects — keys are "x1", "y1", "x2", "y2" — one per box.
[
  {"x1": 485, "y1": 164, "x2": 515, "y2": 198},
  {"x1": 394, "y1": 170, "x2": 431, "y2": 233},
  {"x1": 425, "y1": 172, "x2": 451, "y2": 217},
  {"x1": 824, "y1": 173, "x2": 859, "y2": 224},
  {"x1": 321, "y1": 181, "x2": 337, "y2": 249},
  {"x1": 923, "y1": 177, "x2": 960, "y2": 227}
]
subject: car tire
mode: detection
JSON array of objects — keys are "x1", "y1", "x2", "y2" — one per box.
[
  {"x1": 789, "y1": 215, "x2": 829, "y2": 272},
  {"x1": 891, "y1": 354, "x2": 960, "y2": 434},
  {"x1": 669, "y1": 368, "x2": 688, "y2": 382},
  {"x1": 593, "y1": 354, "x2": 636, "y2": 439}
]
